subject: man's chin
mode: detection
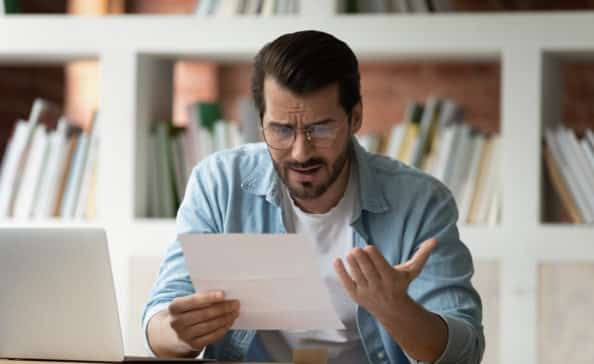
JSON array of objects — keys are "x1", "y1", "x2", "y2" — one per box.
[{"x1": 287, "y1": 181, "x2": 326, "y2": 200}]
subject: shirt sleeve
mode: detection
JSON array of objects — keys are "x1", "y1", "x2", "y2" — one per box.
[
  {"x1": 405, "y1": 184, "x2": 485, "y2": 364},
  {"x1": 140, "y1": 163, "x2": 223, "y2": 356}
]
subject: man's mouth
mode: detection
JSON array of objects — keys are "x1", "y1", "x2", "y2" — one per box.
[{"x1": 290, "y1": 165, "x2": 322, "y2": 174}]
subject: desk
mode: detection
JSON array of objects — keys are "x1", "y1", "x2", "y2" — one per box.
[{"x1": 0, "y1": 361, "x2": 282, "y2": 364}]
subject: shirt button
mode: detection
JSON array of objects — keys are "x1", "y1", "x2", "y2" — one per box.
[{"x1": 377, "y1": 351, "x2": 385, "y2": 360}]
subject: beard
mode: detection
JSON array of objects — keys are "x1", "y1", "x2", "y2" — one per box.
[{"x1": 271, "y1": 139, "x2": 352, "y2": 200}]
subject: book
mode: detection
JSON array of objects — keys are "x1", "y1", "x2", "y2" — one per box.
[
  {"x1": 75, "y1": 134, "x2": 99, "y2": 219},
  {"x1": 0, "y1": 121, "x2": 29, "y2": 218},
  {"x1": 239, "y1": 97, "x2": 262, "y2": 144},
  {"x1": 13, "y1": 124, "x2": 49, "y2": 219},
  {"x1": 544, "y1": 127, "x2": 592, "y2": 223},
  {"x1": 556, "y1": 127, "x2": 594, "y2": 221},
  {"x1": 458, "y1": 134, "x2": 486, "y2": 224},
  {"x1": 543, "y1": 144, "x2": 583, "y2": 224},
  {"x1": 410, "y1": 97, "x2": 441, "y2": 168},
  {"x1": 384, "y1": 122, "x2": 408, "y2": 159},
  {"x1": 53, "y1": 126, "x2": 83, "y2": 217},
  {"x1": 467, "y1": 136, "x2": 494, "y2": 224},
  {"x1": 60, "y1": 112, "x2": 98, "y2": 218},
  {"x1": 475, "y1": 136, "x2": 500, "y2": 224},
  {"x1": 33, "y1": 118, "x2": 70, "y2": 218},
  {"x1": 155, "y1": 122, "x2": 177, "y2": 218}
]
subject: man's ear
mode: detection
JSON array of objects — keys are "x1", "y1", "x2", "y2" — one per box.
[{"x1": 350, "y1": 102, "x2": 363, "y2": 135}]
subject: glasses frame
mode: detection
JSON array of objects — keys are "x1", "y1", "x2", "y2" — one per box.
[{"x1": 261, "y1": 116, "x2": 351, "y2": 151}]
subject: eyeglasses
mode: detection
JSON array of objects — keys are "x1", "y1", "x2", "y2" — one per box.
[{"x1": 262, "y1": 121, "x2": 347, "y2": 150}]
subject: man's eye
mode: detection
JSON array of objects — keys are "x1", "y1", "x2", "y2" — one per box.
[
  {"x1": 271, "y1": 125, "x2": 294, "y2": 138},
  {"x1": 310, "y1": 124, "x2": 334, "y2": 137}
]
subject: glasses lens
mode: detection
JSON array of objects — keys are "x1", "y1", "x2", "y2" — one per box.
[{"x1": 264, "y1": 125, "x2": 294, "y2": 149}]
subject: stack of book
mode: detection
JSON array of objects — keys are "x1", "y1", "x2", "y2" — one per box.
[
  {"x1": 357, "y1": 97, "x2": 501, "y2": 226},
  {"x1": 195, "y1": 0, "x2": 299, "y2": 16},
  {"x1": 0, "y1": 98, "x2": 99, "y2": 220},
  {"x1": 544, "y1": 125, "x2": 594, "y2": 224},
  {"x1": 341, "y1": 0, "x2": 452, "y2": 13},
  {"x1": 146, "y1": 98, "x2": 261, "y2": 218}
]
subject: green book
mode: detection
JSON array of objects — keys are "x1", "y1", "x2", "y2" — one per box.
[
  {"x1": 4, "y1": 0, "x2": 21, "y2": 14},
  {"x1": 197, "y1": 102, "x2": 222, "y2": 134}
]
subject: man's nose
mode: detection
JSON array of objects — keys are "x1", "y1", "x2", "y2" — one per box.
[{"x1": 291, "y1": 129, "x2": 313, "y2": 162}]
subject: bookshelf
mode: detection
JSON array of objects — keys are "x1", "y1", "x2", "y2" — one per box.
[{"x1": 1, "y1": 5, "x2": 594, "y2": 363}]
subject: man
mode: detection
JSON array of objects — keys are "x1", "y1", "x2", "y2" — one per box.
[{"x1": 143, "y1": 30, "x2": 484, "y2": 364}]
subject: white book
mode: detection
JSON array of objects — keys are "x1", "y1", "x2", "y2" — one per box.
[
  {"x1": 180, "y1": 132, "x2": 196, "y2": 180},
  {"x1": 563, "y1": 127, "x2": 594, "y2": 216},
  {"x1": 431, "y1": 123, "x2": 459, "y2": 181},
  {"x1": 393, "y1": 0, "x2": 410, "y2": 12},
  {"x1": 476, "y1": 136, "x2": 500, "y2": 224},
  {"x1": 75, "y1": 136, "x2": 99, "y2": 219},
  {"x1": 444, "y1": 124, "x2": 470, "y2": 190},
  {"x1": 275, "y1": 0, "x2": 289, "y2": 14},
  {"x1": 384, "y1": 122, "x2": 408, "y2": 159},
  {"x1": 216, "y1": 0, "x2": 241, "y2": 16},
  {"x1": 581, "y1": 138, "x2": 594, "y2": 168},
  {"x1": 229, "y1": 122, "x2": 243, "y2": 147},
  {"x1": 587, "y1": 129, "x2": 594, "y2": 150},
  {"x1": 0, "y1": 121, "x2": 31, "y2": 218},
  {"x1": 410, "y1": 0, "x2": 429, "y2": 12},
  {"x1": 239, "y1": 97, "x2": 261, "y2": 144},
  {"x1": 486, "y1": 178, "x2": 501, "y2": 226},
  {"x1": 170, "y1": 134, "x2": 187, "y2": 204},
  {"x1": 260, "y1": 0, "x2": 275, "y2": 16},
  {"x1": 0, "y1": 0, "x2": 5, "y2": 15},
  {"x1": 34, "y1": 118, "x2": 69, "y2": 218},
  {"x1": 450, "y1": 132, "x2": 478, "y2": 206},
  {"x1": 195, "y1": 0, "x2": 213, "y2": 15},
  {"x1": 458, "y1": 134, "x2": 486, "y2": 224},
  {"x1": 544, "y1": 127, "x2": 592, "y2": 223},
  {"x1": 60, "y1": 134, "x2": 89, "y2": 219},
  {"x1": 14, "y1": 125, "x2": 50, "y2": 219},
  {"x1": 243, "y1": 0, "x2": 261, "y2": 14},
  {"x1": 357, "y1": 135, "x2": 380, "y2": 154},
  {"x1": 287, "y1": 0, "x2": 298, "y2": 14},
  {"x1": 213, "y1": 121, "x2": 228, "y2": 152}
]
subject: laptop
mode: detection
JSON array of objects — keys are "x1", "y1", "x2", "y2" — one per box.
[{"x1": 0, "y1": 227, "x2": 211, "y2": 363}]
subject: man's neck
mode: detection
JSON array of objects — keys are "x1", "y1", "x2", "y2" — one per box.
[{"x1": 292, "y1": 159, "x2": 351, "y2": 214}]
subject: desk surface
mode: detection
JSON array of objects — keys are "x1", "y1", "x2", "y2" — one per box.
[{"x1": 0, "y1": 361, "x2": 285, "y2": 364}]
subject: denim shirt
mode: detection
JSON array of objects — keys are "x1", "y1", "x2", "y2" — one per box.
[{"x1": 142, "y1": 138, "x2": 485, "y2": 364}]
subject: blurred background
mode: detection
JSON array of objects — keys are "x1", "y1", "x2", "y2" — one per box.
[{"x1": 1, "y1": 1, "x2": 593, "y2": 363}]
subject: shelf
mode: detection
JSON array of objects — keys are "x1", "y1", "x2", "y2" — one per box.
[{"x1": 0, "y1": 13, "x2": 593, "y2": 57}]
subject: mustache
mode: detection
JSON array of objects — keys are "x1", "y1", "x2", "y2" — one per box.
[{"x1": 285, "y1": 158, "x2": 325, "y2": 169}]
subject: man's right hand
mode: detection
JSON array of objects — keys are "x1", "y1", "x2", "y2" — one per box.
[{"x1": 147, "y1": 291, "x2": 240, "y2": 358}]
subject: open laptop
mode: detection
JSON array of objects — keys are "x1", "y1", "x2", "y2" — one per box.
[{"x1": 0, "y1": 227, "x2": 211, "y2": 363}]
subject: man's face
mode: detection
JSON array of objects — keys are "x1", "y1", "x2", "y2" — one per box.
[{"x1": 262, "y1": 77, "x2": 360, "y2": 200}]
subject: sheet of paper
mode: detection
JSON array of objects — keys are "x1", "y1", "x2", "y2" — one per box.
[{"x1": 179, "y1": 233, "x2": 345, "y2": 330}]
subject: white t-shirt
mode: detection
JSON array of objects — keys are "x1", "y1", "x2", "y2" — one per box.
[{"x1": 259, "y1": 164, "x2": 368, "y2": 363}]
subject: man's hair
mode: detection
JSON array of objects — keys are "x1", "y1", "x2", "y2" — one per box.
[{"x1": 251, "y1": 30, "x2": 361, "y2": 122}]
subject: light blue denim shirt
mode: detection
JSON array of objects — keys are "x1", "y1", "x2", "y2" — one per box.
[{"x1": 142, "y1": 138, "x2": 485, "y2": 364}]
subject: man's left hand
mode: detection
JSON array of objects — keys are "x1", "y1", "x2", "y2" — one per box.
[{"x1": 334, "y1": 238, "x2": 438, "y2": 320}]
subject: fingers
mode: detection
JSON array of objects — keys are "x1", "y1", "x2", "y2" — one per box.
[
  {"x1": 400, "y1": 238, "x2": 438, "y2": 278},
  {"x1": 182, "y1": 310, "x2": 239, "y2": 342},
  {"x1": 187, "y1": 321, "x2": 234, "y2": 351},
  {"x1": 363, "y1": 245, "x2": 393, "y2": 280},
  {"x1": 346, "y1": 249, "x2": 368, "y2": 286},
  {"x1": 334, "y1": 258, "x2": 356, "y2": 296},
  {"x1": 351, "y1": 247, "x2": 382, "y2": 286},
  {"x1": 169, "y1": 291, "x2": 226, "y2": 315},
  {"x1": 170, "y1": 300, "x2": 240, "y2": 331}
]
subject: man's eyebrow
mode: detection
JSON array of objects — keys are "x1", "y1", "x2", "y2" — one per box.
[{"x1": 268, "y1": 118, "x2": 336, "y2": 126}]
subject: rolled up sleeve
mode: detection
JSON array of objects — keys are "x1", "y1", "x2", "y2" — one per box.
[{"x1": 405, "y1": 185, "x2": 485, "y2": 364}]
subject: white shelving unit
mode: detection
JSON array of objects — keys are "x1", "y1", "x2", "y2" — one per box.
[{"x1": 1, "y1": 4, "x2": 594, "y2": 363}]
